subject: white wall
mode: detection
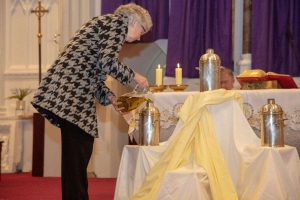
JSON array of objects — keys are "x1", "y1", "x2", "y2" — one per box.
[
  {"x1": 0, "y1": 0, "x2": 101, "y2": 114},
  {"x1": 0, "y1": 0, "x2": 103, "y2": 176}
]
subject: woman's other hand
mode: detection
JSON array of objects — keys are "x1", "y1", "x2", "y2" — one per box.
[{"x1": 133, "y1": 72, "x2": 149, "y2": 90}]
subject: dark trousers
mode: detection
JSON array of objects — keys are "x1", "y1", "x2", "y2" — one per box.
[{"x1": 60, "y1": 119, "x2": 94, "y2": 200}]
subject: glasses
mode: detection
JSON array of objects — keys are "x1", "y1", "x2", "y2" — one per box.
[
  {"x1": 140, "y1": 24, "x2": 146, "y2": 33},
  {"x1": 135, "y1": 21, "x2": 146, "y2": 34}
]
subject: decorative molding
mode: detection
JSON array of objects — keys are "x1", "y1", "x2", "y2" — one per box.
[
  {"x1": 11, "y1": 0, "x2": 56, "y2": 14},
  {"x1": 3, "y1": 73, "x2": 45, "y2": 80},
  {"x1": 43, "y1": 0, "x2": 56, "y2": 10},
  {"x1": 4, "y1": 68, "x2": 47, "y2": 80},
  {"x1": 11, "y1": 0, "x2": 28, "y2": 13}
]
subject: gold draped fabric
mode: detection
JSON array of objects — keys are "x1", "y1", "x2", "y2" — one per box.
[{"x1": 130, "y1": 89, "x2": 242, "y2": 200}]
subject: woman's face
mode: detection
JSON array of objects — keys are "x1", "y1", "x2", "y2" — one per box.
[{"x1": 125, "y1": 21, "x2": 146, "y2": 42}]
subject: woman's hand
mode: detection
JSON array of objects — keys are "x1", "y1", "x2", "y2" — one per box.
[
  {"x1": 108, "y1": 95, "x2": 122, "y2": 113},
  {"x1": 108, "y1": 95, "x2": 128, "y2": 114},
  {"x1": 133, "y1": 72, "x2": 149, "y2": 90}
]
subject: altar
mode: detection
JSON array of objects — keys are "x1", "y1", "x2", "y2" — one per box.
[
  {"x1": 149, "y1": 89, "x2": 300, "y2": 153},
  {"x1": 114, "y1": 89, "x2": 300, "y2": 200}
]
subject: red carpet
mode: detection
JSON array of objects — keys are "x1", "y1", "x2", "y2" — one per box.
[{"x1": 0, "y1": 173, "x2": 116, "y2": 200}]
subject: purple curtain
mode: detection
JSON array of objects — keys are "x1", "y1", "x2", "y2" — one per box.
[
  {"x1": 101, "y1": 0, "x2": 169, "y2": 42},
  {"x1": 166, "y1": 0, "x2": 232, "y2": 78},
  {"x1": 252, "y1": 0, "x2": 300, "y2": 76}
]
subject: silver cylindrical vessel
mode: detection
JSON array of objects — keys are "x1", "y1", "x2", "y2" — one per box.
[
  {"x1": 138, "y1": 101, "x2": 160, "y2": 146},
  {"x1": 261, "y1": 99, "x2": 284, "y2": 147},
  {"x1": 199, "y1": 49, "x2": 221, "y2": 91}
]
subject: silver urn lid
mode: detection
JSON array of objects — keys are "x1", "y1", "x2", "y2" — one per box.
[
  {"x1": 139, "y1": 100, "x2": 160, "y2": 116},
  {"x1": 199, "y1": 49, "x2": 221, "y2": 66},
  {"x1": 261, "y1": 99, "x2": 283, "y2": 115}
]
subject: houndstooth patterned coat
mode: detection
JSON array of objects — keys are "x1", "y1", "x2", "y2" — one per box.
[{"x1": 31, "y1": 14, "x2": 135, "y2": 137}]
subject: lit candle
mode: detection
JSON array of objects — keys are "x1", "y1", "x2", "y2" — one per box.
[
  {"x1": 155, "y1": 64, "x2": 163, "y2": 86},
  {"x1": 175, "y1": 63, "x2": 182, "y2": 85}
]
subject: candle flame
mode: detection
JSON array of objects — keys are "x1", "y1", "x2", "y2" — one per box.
[
  {"x1": 157, "y1": 64, "x2": 161, "y2": 69},
  {"x1": 177, "y1": 63, "x2": 181, "y2": 68}
]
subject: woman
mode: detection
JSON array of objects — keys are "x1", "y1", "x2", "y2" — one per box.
[{"x1": 31, "y1": 3, "x2": 152, "y2": 200}]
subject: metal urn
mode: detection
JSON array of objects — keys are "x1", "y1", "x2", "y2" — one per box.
[
  {"x1": 261, "y1": 99, "x2": 284, "y2": 147},
  {"x1": 138, "y1": 100, "x2": 160, "y2": 146},
  {"x1": 198, "y1": 48, "x2": 221, "y2": 91}
]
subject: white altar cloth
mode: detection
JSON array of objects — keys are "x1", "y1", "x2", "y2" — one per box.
[
  {"x1": 148, "y1": 89, "x2": 300, "y2": 153},
  {"x1": 115, "y1": 92, "x2": 300, "y2": 200}
]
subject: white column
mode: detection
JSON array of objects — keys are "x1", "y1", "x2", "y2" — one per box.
[
  {"x1": 237, "y1": 53, "x2": 252, "y2": 74},
  {"x1": 0, "y1": 1, "x2": 6, "y2": 107},
  {"x1": 233, "y1": 0, "x2": 244, "y2": 73},
  {"x1": 91, "y1": 0, "x2": 102, "y2": 16}
]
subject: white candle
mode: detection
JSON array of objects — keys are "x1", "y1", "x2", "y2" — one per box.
[
  {"x1": 175, "y1": 63, "x2": 182, "y2": 85},
  {"x1": 155, "y1": 64, "x2": 163, "y2": 86}
]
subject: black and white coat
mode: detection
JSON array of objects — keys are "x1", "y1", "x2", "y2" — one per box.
[{"x1": 31, "y1": 14, "x2": 135, "y2": 137}]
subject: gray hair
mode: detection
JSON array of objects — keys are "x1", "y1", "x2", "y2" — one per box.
[
  {"x1": 220, "y1": 66, "x2": 233, "y2": 75},
  {"x1": 114, "y1": 3, "x2": 153, "y2": 33}
]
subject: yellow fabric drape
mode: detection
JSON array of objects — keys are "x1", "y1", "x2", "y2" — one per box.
[{"x1": 130, "y1": 89, "x2": 242, "y2": 200}]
